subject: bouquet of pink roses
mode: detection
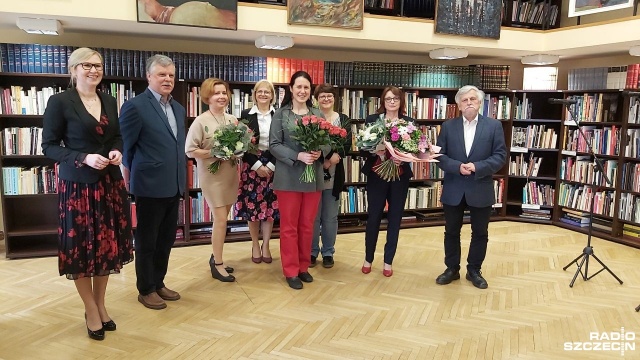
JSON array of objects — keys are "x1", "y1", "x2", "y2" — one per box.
[
  {"x1": 290, "y1": 114, "x2": 333, "y2": 182},
  {"x1": 373, "y1": 118, "x2": 441, "y2": 181}
]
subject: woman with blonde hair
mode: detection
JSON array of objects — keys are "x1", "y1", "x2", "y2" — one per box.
[
  {"x1": 186, "y1": 78, "x2": 239, "y2": 282},
  {"x1": 42, "y1": 47, "x2": 134, "y2": 340},
  {"x1": 235, "y1": 79, "x2": 280, "y2": 264}
]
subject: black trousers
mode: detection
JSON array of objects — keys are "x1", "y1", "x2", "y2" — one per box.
[
  {"x1": 443, "y1": 195, "x2": 492, "y2": 272},
  {"x1": 134, "y1": 194, "x2": 180, "y2": 295},
  {"x1": 364, "y1": 172, "x2": 410, "y2": 265}
]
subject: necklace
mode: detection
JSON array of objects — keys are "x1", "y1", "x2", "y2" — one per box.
[
  {"x1": 80, "y1": 96, "x2": 98, "y2": 110},
  {"x1": 209, "y1": 109, "x2": 226, "y2": 125}
]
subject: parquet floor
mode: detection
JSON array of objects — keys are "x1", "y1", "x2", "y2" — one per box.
[{"x1": 0, "y1": 221, "x2": 639, "y2": 359}]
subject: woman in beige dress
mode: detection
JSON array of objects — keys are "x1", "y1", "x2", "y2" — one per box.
[{"x1": 185, "y1": 78, "x2": 239, "y2": 282}]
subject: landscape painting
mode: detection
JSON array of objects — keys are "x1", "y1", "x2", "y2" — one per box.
[
  {"x1": 435, "y1": 0, "x2": 502, "y2": 39},
  {"x1": 287, "y1": 0, "x2": 364, "y2": 30}
]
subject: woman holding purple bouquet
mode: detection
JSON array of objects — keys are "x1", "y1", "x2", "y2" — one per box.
[{"x1": 360, "y1": 86, "x2": 414, "y2": 277}]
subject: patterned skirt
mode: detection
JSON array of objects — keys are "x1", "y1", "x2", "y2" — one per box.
[
  {"x1": 235, "y1": 152, "x2": 280, "y2": 222},
  {"x1": 58, "y1": 174, "x2": 134, "y2": 280}
]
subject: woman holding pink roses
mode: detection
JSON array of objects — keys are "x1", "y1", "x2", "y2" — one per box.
[
  {"x1": 310, "y1": 83, "x2": 351, "y2": 269},
  {"x1": 361, "y1": 86, "x2": 414, "y2": 277},
  {"x1": 269, "y1": 71, "x2": 329, "y2": 290},
  {"x1": 185, "y1": 78, "x2": 239, "y2": 283}
]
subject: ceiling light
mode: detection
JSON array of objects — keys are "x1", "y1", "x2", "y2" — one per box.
[
  {"x1": 429, "y1": 48, "x2": 468, "y2": 60},
  {"x1": 630, "y1": 46, "x2": 640, "y2": 56},
  {"x1": 16, "y1": 17, "x2": 63, "y2": 35},
  {"x1": 255, "y1": 35, "x2": 294, "y2": 50},
  {"x1": 521, "y1": 54, "x2": 559, "y2": 65}
]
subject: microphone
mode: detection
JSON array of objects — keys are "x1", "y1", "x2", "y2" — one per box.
[
  {"x1": 548, "y1": 98, "x2": 578, "y2": 105},
  {"x1": 623, "y1": 91, "x2": 640, "y2": 96}
]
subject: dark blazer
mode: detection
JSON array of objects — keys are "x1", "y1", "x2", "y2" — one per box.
[
  {"x1": 119, "y1": 88, "x2": 186, "y2": 198},
  {"x1": 42, "y1": 88, "x2": 123, "y2": 184},
  {"x1": 436, "y1": 115, "x2": 507, "y2": 208},
  {"x1": 360, "y1": 113, "x2": 414, "y2": 180},
  {"x1": 240, "y1": 108, "x2": 275, "y2": 169}
]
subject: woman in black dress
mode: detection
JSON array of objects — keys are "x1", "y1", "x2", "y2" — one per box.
[
  {"x1": 235, "y1": 79, "x2": 280, "y2": 264},
  {"x1": 42, "y1": 47, "x2": 133, "y2": 341}
]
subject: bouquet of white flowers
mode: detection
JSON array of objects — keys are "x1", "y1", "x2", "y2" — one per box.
[
  {"x1": 355, "y1": 118, "x2": 386, "y2": 153},
  {"x1": 207, "y1": 121, "x2": 254, "y2": 174}
]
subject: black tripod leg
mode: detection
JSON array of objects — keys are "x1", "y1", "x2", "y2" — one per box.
[
  {"x1": 588, "y1": 253, "x2": 624, "y2": 284},
  {"x1": 563, "y1": 252, "x2": 585, "y2": 271},
  {"x1": 569, "y1": 255, "x2": 588, "y2": 288}
]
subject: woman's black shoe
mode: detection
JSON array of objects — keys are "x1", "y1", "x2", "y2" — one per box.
[
  {"x1": 102, "y1": 320, "x2": 116, "y2": 331},
  {"x1": 286, "y1": 276, "x2": 303, "y2": 289},
  {"x1": 210, "y1": 261, "x2": 236, "y2": 282},
  {"x1": 209, "y1": 254, "x2": 234, "y2": 273},
  {"x1": 86, "y1": 324, "x2": 105, "y2": 340}
]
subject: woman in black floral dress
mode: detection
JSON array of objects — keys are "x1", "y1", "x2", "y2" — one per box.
[
  {"x1": 235, "y1": 80, "x2": 280, "y2": 264},
  {"x1": 42, "y1": 48, "x2": 133, "y2": 341}
]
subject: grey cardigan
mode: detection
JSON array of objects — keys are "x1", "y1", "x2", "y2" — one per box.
[{"x1": 269, "y1": 105, "x2": 329, "y2": 192}]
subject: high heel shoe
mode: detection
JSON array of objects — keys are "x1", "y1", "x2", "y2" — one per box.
[
  {"x1": 251, "y1": 248, "x2": 262, "y2": 264},
  {"x1": 209, "y1": 254, "x2": 234, "y2": 273},
  {"x1": 210, "y1": 261, "x2": 236, "y2": 282},
  {"x1": 84, "y1": 315, "x2": 105, "y2": 341},
  {"x1": 102, "y1": 320, "x2": 116, "y2": 331}
]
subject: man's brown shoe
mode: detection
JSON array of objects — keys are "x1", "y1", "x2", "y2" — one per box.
[
  {"x1": 138, "y1": 293, "x2": 167, "y2": 310},
  {"x1": 157, "y1": 287, "x2": 181, "y2": 301}
]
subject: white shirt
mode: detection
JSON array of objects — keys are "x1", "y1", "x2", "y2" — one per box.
[
  {"x1": 248, "y1": 105, "x2": 275, "y2": 171},
  {"x1": 463, "y1": 115, "x2": 478, "y2": 157}
]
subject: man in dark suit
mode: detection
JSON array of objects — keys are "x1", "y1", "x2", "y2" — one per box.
[
  {"x1": 120, "y1": 54, "x2": 186, "y2": 309},
  {"x1": 435, "y1": 85, "x2": 507, "y2": 289}
]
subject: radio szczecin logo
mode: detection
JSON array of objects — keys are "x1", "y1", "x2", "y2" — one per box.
[{"x1": 564, "y1": 328, "x2": 636, "y2": 355}]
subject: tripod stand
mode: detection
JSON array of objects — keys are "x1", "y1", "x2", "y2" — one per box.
[{"x1": 551, "y1": 99, "x2": 623, "y2": 288}]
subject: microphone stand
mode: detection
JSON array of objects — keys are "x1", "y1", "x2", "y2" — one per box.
[{"x1": 557, "y1": 102, "x2": 623, "y2": 287}]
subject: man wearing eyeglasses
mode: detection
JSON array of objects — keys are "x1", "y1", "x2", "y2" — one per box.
[
  {"x1": 119, "y1": 54, "x2": 186, "y2": 310},
  {"x1": 434, "y1": 85, "x2": 507, "y2": 289}
]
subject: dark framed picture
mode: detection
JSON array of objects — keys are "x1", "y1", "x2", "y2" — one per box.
[
  {"x1": 287, "y1": 0, "x2": 364, "y2": 30},
  {"x1": 568, "y1": 0, "x2": 633, "y2": 17},
  {"x1": 435, "y1": 0, "x2": 501, "y2": 40},
  {"x1": 137, "y1": 0, "x2": 237, "y2": 31}
]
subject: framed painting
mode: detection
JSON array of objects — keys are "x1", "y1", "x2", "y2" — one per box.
[
  {"x1": 568, "y1": 0, "x2": 633, "y2": 17},
  {"x1": 287, "y1": 0, "x2": 364, "y2": 30},
  {"x1": 137, "y1": 0, "x2": 237, "y2": 31},
  {"x1": 435, "y1": 0, "x2": 502, "y2": 40}
]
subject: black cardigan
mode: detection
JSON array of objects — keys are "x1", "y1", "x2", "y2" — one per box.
[
  {"x1": 325, "y1": 113, "x2": 352, "y2": 200},
  {"x1": 241, "y1": 108, "x2": 276, "y2": 169}
]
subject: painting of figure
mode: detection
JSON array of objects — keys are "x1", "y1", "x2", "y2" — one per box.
[
  {"x1": 435, "y1": 0, "x2": 502, "y2": 39},
  {"x1": 137, "y1": 0, "x2": 237, "y2": 30},
  {"x1": 288, "y1": 0, "x2": 364, "y2": 30}
]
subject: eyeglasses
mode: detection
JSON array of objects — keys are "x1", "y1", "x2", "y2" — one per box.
[
  {"x1": 80, "y1": 63, "x2": 103, "y2": 71},
  {"x1": 384, "y1": 97, "x2": 400, "y2": 103},
  {"x1": 255, "y1": 90, "x2": 272, "y2": 95},
  {"x1": 318, "y1": 94, "x2": 334, "y2": 100}
]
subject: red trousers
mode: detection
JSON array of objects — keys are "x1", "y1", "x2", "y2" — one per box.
[{"x1": 275, "y1": 190, "x2": 321, "y2": 277}]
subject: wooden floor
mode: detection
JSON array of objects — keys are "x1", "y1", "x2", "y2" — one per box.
[{"x1": 0, "y1": 221, "x2": 639, "y2": 359}]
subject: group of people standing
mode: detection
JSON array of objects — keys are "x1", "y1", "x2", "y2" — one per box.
[{"x1": 41, "y1": 49, "x2": 506, "y2": 340}]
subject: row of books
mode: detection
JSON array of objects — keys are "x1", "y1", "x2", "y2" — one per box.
[
  {"x1": 0, "y1": 85, "x2": 62, "y2": 115},
  {"x1": 189, "y1": 193, "x2": 242, "y2": 223},
  {"x1": 340, "y1": 182, "x2": 443, "y2": 214},
  {"x1": 2, "y1": 127, "x2": 43, "y2": 156},
  {"x1": 567, "y1": 65, "x2": 640, "y2": 91},
  {"x1": 522, "y1": 181, "x2": 554, "y2": 206},
  {"x1": 624, "y1": 129, "x2": 640, "y2": 159},
  {"x1": 619, "y1": 193, "x2": 640, "y2": 224},
  {"x1": 522, "y1": 67, "x2": 558, "y2": 91},
  {"x1": 559, "y1": 208, "x2": 589, "y2": 228},
  {"x1": 513, "y1": 97, "x2": 533, "y2": 119},
  {"x1": 629, "y1": 96, "x2": 640, "y2": 125},
  {"x1": 474, "y1": 65, "x2": 511, "y2": 91},
  {"x1": 266, "y1": 58, "x2": 325, "y2": 86},
  {"x1": 620, "y1": 162, "x2": 640, "y2": 193},
  {"x1": 509, "y1": 154, "x2": 543, "y2": 177},
  {"x1": 564, "y1": 93, "x2": 620, "y2": 123},
  {"x1": 480, "y1": 95, "x2": 511, "y2": 120},
  {"x1": 559, "y1": 157, "x2": 617, "y2": 186},
  {"x1": 511, "y1": 125, "x2": 558, "y2": 149},
  {"x1": 622, "y1": 219, "x2": 640, "y2": 238},
  {"x1": 560, "y1": 156, "x2": 618, "y2": 187},
  {"x1": 562, "y1": 126, "x2": 620, "y2": 156},
  {"x1": 509, "y1": 0, "x2": 559, "y2": 27},
  {"x1": 557, "y1": 183, "x2": 615, "y2": 217},
  {"x1": 2, "y1": 166, "x2": 57, "y2": 195}
]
